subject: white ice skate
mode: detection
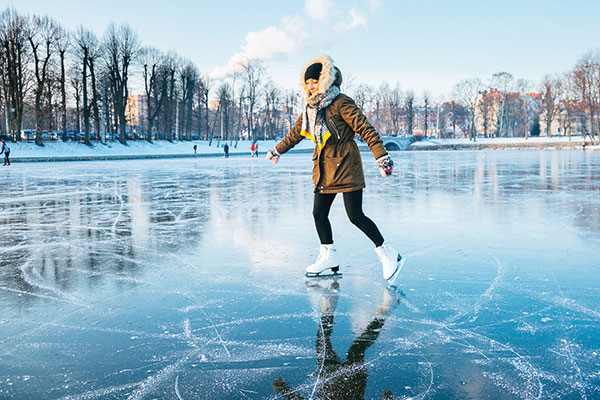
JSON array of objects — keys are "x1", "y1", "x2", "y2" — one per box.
[
  {"x1": 305, "y1": 244, "x2": 341, "y2": 278},
  {"x1": 375, "y1": 243, "x2": 405, "y2": 286}
]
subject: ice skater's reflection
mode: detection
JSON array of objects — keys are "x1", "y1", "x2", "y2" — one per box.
[{"x1": 273, "y1": 278, "x2": 400, "y2": 400}]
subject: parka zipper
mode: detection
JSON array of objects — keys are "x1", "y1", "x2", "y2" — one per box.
[{"x1": 329, "y1": 118, "x2": 341, "y2": 140}]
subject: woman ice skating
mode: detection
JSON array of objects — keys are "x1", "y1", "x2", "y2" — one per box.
[
  {"x1": 266, "y1": 55, "x2": 404, "y2": 285},
  {"x1": 1, "y1": 140, "x2": 10, "y2": 166}
]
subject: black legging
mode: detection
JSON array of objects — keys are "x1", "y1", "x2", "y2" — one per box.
[{"x1": 313, "y1": 189, "x2": 384, "y2": 247}]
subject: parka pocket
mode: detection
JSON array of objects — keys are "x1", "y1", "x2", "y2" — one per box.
[{"x1": 324, "y1": 153, "x2": 353, "y2": 188}]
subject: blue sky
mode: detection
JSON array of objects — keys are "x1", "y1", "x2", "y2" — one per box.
[{"x1": 7, "y1": 0, "x2": 600, "y2": 99}]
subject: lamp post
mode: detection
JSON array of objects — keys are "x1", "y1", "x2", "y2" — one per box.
[
  {"x1": 10, "y1": 107, "x2": 15, "y2": 141},
  {"x1": 204, "y1": 88, "x2": 209, "y2": 141}
]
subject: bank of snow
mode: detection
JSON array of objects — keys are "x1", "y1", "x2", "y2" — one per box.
[{"x1": 7, "y1": 139, "x2": 315, "y2": 162}]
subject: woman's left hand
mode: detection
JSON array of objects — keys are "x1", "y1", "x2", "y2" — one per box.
[{"x1": 376, "y1": 155, "x2": 394, "y2": 177}]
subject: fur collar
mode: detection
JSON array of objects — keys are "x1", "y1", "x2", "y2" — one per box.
[{"x1": 300, "y1": 55, "x2": 337, "y2": 101}]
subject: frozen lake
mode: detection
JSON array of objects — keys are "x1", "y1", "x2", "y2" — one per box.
[{"x1": 0, "y1": 150, "x2": 599, "y2": 399}]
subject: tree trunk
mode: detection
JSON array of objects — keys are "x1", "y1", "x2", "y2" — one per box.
[
  {"x1": 89, "y1": 58, "x2": 100, "y2": 142},
  {"x1": 82, "y1": 49, "x2": 90, "y2": 144},
  {"x1": 60, "y1": 50, "x2": 67, "y2": 141}
]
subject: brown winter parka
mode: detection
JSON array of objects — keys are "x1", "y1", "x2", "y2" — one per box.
[{"x1": 275, "y1": 93, "x2": 388, "y2": 194}]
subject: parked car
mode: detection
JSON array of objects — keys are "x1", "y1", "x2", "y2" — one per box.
[
  {"x1": 66, "y1": 131, "x2": 84, "y2": 141},
  {"x1": 20, "y1": 129, "x2": 36, "y2": 141},
  {"x1": 41, "y1": 131, "x2": 59, "y2": 141}
]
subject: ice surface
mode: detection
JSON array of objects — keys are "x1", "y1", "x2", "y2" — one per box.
[{"x1": 0, "y1": 150, "x2": 599, "y2": 399}]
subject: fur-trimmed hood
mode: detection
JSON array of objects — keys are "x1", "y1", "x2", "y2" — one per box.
[{"x1": 300, "y1": 55, "x2": 343, "y2": 100}]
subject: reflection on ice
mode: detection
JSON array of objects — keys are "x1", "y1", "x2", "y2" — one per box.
[
  {"x1": 272, "y1": 280, "x2": 402, "y2": 400},
  {"x1": 0, "y1": 150, "x2": 599, "y2": 399}
]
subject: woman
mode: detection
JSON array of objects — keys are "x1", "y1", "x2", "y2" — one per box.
[
  {"x1": 1, "y1": 140, "x2": 10, "y2": 166},
  {"x1": 266, "y1": 55, "x2": 404, "y2": 285}
]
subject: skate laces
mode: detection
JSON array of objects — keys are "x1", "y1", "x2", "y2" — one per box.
[
  {"x1": 311, "y1": 247, "x2": 326, "y2": 266},
  {"x1": 317, "y1": 246, "x2": 329, "y2": 263}
]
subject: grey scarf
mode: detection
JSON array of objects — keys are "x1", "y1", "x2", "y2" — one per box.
[{"x1": 301, "y1": 86, "x2": 340, "y2": 148}]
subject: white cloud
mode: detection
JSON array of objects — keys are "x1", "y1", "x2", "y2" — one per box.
[
  {"x1": 335, "y1": 6, "x2": 369, "y2": 32},
  {"x1": 210, "y1": 26, "x2": 300, "y2": 79},
  {"x1": 304, "y1": 0, "x2": 335, "y2": 21},
  {"x1": 348, "y1": 6, "x2": 369, "y2": 29},
  {"x1": 211, "y1": 2, "x2": 376, "y2": 80}
]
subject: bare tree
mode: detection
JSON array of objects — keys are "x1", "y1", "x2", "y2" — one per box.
[
  {"x1": 476, "y1": 90, "x2": 497, "y2": 138},
  {"x1": 573, "y1": 51, "x2": 600, "y2": 142},
  {"x1": 201, "y1": 77, "x2": 212, "y2": 143},
  {"x1": 453, "y1": 78, "x2": 483, "y2": 141},
  {"x1": 514, "y1": 79, "x2": 532, "y2": 138},
  {"x1": 264, "y1": 81, "x2": 281, "y2": 139},
  {"x1": 55, "y1": 24, "x2": 69, "y2": 141},
  {"x1": 283, "y1": 88, "x2": 300, "y2": 138},
  {"x1": 558, "y1": 72, "x2": 578, "y2": 140},
  {"x1": 102, "y1": 23, "x2": 140, "y2": 144},
  {"x1": 73, "y1": 27, "x2": 91, "y2": 143},
  {"x1": 0, "y1": 8, "x2": 30, "y2": 140},
  {"x1": 70, "y1": 72, "x2": 81, "y2": 133},
  {"x1": 404, "y1": 89, "x2": 415, "y2": 136},
  {"x1": 490, "y1": 72, "x2": 514, "y2": 137},
  {"x1": 140, "y1": 47, "x2": 165, "y2": 141},
  {"x1": 540, "y1": 74, "x2": 560, "y2": 137},
  {"x1": 240, "y1": 59, "x2": 264, "y2": 141},
  {"x1": 389, "y1": 83, "x2": 402, "y2": 135},
  {"x1": 423, "y1": 91, "x2": 430, "y2": 138},
  {"x1": 352, "y1": 84, "x2": 373, "y2": 112},
  {"x1": 27, "y1": 15, "x2": 61, "y2": 145},
  {"x1": 196, "y1": 78, "x2": 210, "y2": 142},
  {"x1": 216, "y1": 82, "x2": 232, "y2": 141},
  {"x1": 226, "y1": 70, "x2": 241, "y2": 145},
  {"x1": 86, "y1": 31, "x2": 102, "y2": 142},
  {"x1": 373, "y1": 83, "x2": 389, "y2": 134},
  {"x1": 159, "y1": 52, "x2": 178, "y2": 142},
  {"x1": 178, "y1": 58, "x2": 198, "y2": 141},
  {"x1": 0, "y1": 48, "x2": 7, "y2": 135}
]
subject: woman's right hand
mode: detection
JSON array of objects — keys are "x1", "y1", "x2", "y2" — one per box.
[{"x1": 266, "y1": 148, "x2": 280, "y2": 165}]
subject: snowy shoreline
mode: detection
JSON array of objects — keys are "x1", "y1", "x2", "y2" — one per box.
[
  {"x1": 408, "y1": 135, "x2": 597, "y2": 151},
  {"x1": 3, "y1": 136, "x2": 598, "y2": 163},
  {"x1": 5, "y1": 139, "x2": 313, "y2": 163}
]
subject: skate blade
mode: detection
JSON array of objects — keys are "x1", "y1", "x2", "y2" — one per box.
[
  {"x1": 305, "y1": 266, "x2": 342, "y2": 278},
  {"x1": 386, "y1": 256, "x2": 406, "y2": 287}
]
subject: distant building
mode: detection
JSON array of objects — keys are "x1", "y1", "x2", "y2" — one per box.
[
  {"x1": 208, "y1": 100, "x2": 220, "y2": 111},
  {"x1": 126, "y1": 95, "x2": 148, "y2": 129}
]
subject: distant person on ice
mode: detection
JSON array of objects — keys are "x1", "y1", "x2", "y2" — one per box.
[
  {"x1": 1, "y1": 140, "x2": 10, "y2": 166},
  {"x1": 266, "y1": 55, "x2": 403, "y2": 285},
  {"x1": 223, "y1": 142, "x2": 229, "y2": 158}
]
